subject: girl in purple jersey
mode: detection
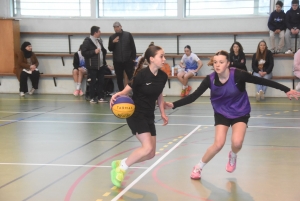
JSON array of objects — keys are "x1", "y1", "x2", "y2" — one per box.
[{"x1": 165, "y1": 50, "x2": 300, "y2": 180}]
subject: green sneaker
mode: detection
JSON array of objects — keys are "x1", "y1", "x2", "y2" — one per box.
[
  {"x1": 110, "y1": 167, "x2": 125, "y2": 188},
  {"x1": 111, "y1": 160, "x2": 121, "y2": 169}
]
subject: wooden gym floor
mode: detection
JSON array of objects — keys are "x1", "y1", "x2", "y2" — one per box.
[{"x1": 0, "y1": 94, "x2": 299, "y2": 201}]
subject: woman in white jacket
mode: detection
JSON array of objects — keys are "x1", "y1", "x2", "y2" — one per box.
[{"x1": 293, "y1": 49, "x2": 300, "y2": 91}]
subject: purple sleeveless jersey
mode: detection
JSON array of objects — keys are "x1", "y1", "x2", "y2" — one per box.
[{"x1": 210, "y1": 68, "x2": 251, "y2": 119}]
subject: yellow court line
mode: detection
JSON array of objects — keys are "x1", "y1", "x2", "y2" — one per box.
[{"x1": 103, "y1": 192, "x2": 110, "y2": 196}]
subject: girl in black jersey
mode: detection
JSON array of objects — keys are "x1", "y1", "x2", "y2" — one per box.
[{"x1": 109, "y1": 46, "x2": 168, "y2": 187}]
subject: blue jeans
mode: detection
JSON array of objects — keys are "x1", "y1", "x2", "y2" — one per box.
[{"x1": 252, "y1": 72, "x2": 272, "y2": 94}]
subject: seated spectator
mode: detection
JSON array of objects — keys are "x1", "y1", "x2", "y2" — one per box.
[
  {"x1": 72, "y1": 45, "x2": 87, "y2": 96},
  {"x1": 229, "y1": 42, "x2": 247, "y2": 71},
  {"x1": 284, "y1": 0, "x2": 300, "y2": 54},
  {"x1": 17, "y1": 42, "x2": 40, "y2": 97},
  {"x1": 178, "y1": 45, "x2": 203, "y2": 97},
  {"x1": 252, "y1": 40, "x2": 274, "y2": 101},
  {"x1": 293, "y1": 49, "x2": 300, "y2": 90},
  {"x1": 268, "y1": 1, "x2": 286, "y2": 54}
]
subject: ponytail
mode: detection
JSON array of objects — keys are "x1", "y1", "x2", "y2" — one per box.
[{"x1": 134, "y1": 57, "x2": 145, "y2": 77}]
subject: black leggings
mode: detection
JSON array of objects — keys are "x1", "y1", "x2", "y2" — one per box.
[{"x1": 19, "y1": 70, "x2": 40, "y2": 93}]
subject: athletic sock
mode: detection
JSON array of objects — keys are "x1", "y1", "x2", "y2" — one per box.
[
  {"x1": 230, "y1": 151, "x2": 237, "y2": 158},
  {"x1": 76, "y1": 83, "x2": 81, "y2": 90},
  {"x1": 198, "y1": 160, "x2": 206, "y2": 169},
  {"x1": 120, "y1": 158, "x2": 128, "y2": 171},
  {"x1": 182, "y1": 85, "x2": 187, "y2": 89}
]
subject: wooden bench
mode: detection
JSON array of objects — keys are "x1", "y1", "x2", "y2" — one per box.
[
  {"x1": 0, "y1": 73, "x2": 116, "y2": 87},
  {"x1": 1, "y1": 73, "x2": 297, "y2": 89}
]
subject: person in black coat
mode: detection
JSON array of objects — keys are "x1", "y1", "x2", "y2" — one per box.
[
  {"x1": 229, "y1": 42, "x2": 247, "y2": 71},
  {"x1": 284, "y1": 0, "x2": 300, "y2": 54},
  {"x1": 108, "y1": 21, "x2": 136, "y2": 91},
  {"x1": 81, "y1": 26, "x2": 108, "y2": 103},
  {"x1": 252, "y1": 40, "x2": 274, "y2": 101},
  {"x1": 268, "y1": 1, "x2": 286, "y2": 54}
]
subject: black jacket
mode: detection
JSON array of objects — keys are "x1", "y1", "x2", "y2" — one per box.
[
  {"x1": 268, "y1": 10, "x2": 286, "y2": 31},
  {"x1": 229, "y1": 52, "x2": 247, "y2": 71},
  {"x1": 81, "y1": 37, "x2": 107, "y2": 70},
  {"x1": 108, "y1": 30, "x2": 136, "y2": 63},
  {"x1": 252, "y1": 50, "x2": 274, "y2": 74},
  {"x1": 285, "y1": 7, "x2": 300, "y2": 30},
  {"x1": 72, "y1": 52, "x2": 85, "y2": 70}
]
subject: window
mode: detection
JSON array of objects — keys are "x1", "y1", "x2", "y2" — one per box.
[
  {"x1": 98, "y1": 0, "x2": 177, "y2": 17},
  {"x1": 13, "y1": 0, "x2": 91, "y2": 17},
  {"x1": 185, "y1": 0, "x2": 271, "y2": 17}
]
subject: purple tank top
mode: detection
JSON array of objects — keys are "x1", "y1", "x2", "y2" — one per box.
[{"x1": 210, "y1": 68, "x2": 251, "y2": 119}]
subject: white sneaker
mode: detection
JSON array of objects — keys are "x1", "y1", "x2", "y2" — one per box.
[
  {"x1": 28, "y1": 88, "x2": 35, "y2": 95},
  {"x1": 296, "y1": 82, "x2": 300, "y2": 91},
  {"x1": 98, "y1": 98, "x2": 108, "y2": 103},
  {"x1": 259, "y1": 90, "x2": 265, "y2": 100},
  {"x1": 256, "y1": 92, "x2": 260, "y2": 101},
  {"x1": 285, "y1": 49, "x2": 293, "y2": 54},
  {"x1": 20, "y1": 92, "x2": 25, "y2": 97}
]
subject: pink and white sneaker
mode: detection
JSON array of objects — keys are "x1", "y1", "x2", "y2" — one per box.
[
  {"x1": 73, "y1": 90, "x2": 79, "y2": 96},
  {"x1": 78, "y1": 90, "x2": 84, "y2": 96},
  {"x1": 190, "y1": 166, "x2": 202, "y2": 180},
  {"x1": 226, "y1": 151, "x2": 237, "y2": 173}
]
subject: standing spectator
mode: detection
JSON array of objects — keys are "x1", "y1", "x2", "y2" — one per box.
[
  {"x1": 177, "y1": 45, "x2": 203, "y2": 97},
  {"x1": 229, "y1": 42, "x2": 247, "y2": 71},
  {"x1": 284, "y1": 0, "x2": 300, "y2": 54},
  {"x1": 293, "y1": 49, "x2": 300, "y2": 90},
  {"x1": 81, "y1": 26, "x2": 108, "y2": 103},
  {"x1": 108, "y1": 21, "x2": 136, "y2": 91},
  {"x1": 17, "y1": 42, "x2": 40, "y2": 97},
  {"x1": 72, "y1": 45, "x2": 87, "y2": 96},
  {"x1": 268, "y1": 1, "x2": 286, "y2": 54},
  {"x1": 252, "y1": 40, "x2": 274, "y2": 101}
]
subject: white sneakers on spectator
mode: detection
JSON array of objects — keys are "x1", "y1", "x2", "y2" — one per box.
[
  {"x1": 285, "y1": 49, "x2": 293, "y2": 54},
  {"x1": 20, "y1": 92, "x2": 25, "y2": 97},
  {"x1": 256, "y1": 90, "x2": 265, "y2": 101},
  {"x1": 296, "y1": 82, "x2": 300, "y2": 91},
  {"x1": 98, "y1": 98, "x2": 108, "y2": 103},
  {"x1": 28, "y1": 88, "x2": 35, "y2": 95}
]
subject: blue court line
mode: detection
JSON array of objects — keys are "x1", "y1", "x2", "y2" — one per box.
[{"x1": 0, "y1": 107, "x2": 63, "y2": 127}]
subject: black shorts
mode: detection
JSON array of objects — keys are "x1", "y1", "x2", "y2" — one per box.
[
  {"x1": 214, "y1": 113, "x2": 250, "y2": 127},
  {"x1": 126, "y1": 114, "x2": 156, "y2": 136}
]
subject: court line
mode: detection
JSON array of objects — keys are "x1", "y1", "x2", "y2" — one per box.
[
  {"x1": 0, "y1": 120, "x2": 299, "y2": 129},
  {"x1": 0, "y1": 163, "x2": 147, "y2": 169},
  {"x1": 111, "y1": 125, "x2": 201, "y2": 201},
  {"x1": 0, "y1": 112, "x2": 299, "y2": 119},
  {"x1": 0, "y1": 124, "x2": 128, "y2": 190}
]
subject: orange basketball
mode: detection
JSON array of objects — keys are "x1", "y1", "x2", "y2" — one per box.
[{"x1": 111, "y1": 96, "x2": 135, "y2": 119}]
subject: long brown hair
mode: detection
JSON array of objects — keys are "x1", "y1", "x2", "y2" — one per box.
[
  {"x1": 207, "y1": 50, "x2": 230, "y2": 66},
  {"x1": 255, "y1": 40, "x2": 267, "y2": 61},
  {"x1": 133, "y1": 46, "x2": 163, "y2": 77}
]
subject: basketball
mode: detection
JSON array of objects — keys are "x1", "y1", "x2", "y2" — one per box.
[{"x1": 111, "y1": 96, "x2": 135, "y2": 119}]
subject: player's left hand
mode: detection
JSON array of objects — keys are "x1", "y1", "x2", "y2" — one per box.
[{"x1": 286, "y1": 89, "x2": 300, "y2": 100}]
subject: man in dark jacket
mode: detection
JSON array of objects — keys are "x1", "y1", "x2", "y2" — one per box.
[
  {"x1": 268, "y1": 1, "x2": 286, "y2": 54},
  {"x1": 81, "y1": 26, "x2": 108, "y2": 103},
  {"x1": 108, "y1": 22, "x2": 136, "y2": 91},
  {"x1": 284, "y1": 0, "x2": 300, "y2": 54}
]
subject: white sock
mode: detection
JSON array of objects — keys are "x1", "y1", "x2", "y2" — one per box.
[
  {"x1": 120, "y1": 158, "x2": 128, "y2": 171},
  {"x1": 230, "y1": 151, "x2": 237, "y2": 158},
  {"x1": 76, "y1": 83, "x2": 81, "y2": 90},
  {"x1": 182, "y1": 85, "x2": 187, "y2": 89},
  {"x1": 197, "y1": 160, "x2": 206, "y2": 169}
]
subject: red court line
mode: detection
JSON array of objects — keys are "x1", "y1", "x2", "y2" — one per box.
[
  {"x1": 152, "y1": 154, "x2": 211, "y2": 201},
  {"x1": 64, "y1": 148, "x2": 135, "y2": 201}
]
